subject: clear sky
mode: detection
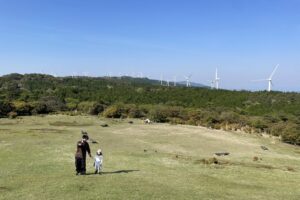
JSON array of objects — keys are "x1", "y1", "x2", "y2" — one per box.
[{"x1": 0, "y1": 0, "x2": 300, "y2": 91}]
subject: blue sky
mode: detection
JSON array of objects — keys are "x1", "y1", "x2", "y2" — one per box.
[{"x1": 0, "y1": 0, "x2": 300, "y2": 91}]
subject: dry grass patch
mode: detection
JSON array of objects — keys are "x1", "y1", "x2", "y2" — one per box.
[{"x1": 49, "y1": 121, "x2": 93, "y2": 126}]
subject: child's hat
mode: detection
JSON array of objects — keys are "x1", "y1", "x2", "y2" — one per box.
[{"x1": 97, "y1": 149, "x2": 102, "y2": 154}]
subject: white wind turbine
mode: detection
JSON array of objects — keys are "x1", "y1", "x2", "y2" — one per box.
[
  {"x1": 184, "y1": 75, "x2": 192, "y2": 87},
  {"x1": 207, "y1": 80, "x2": 215, "y2": 89},
  {"x1": 252, "y1": 64, "x2": 279, "y2": 92},
  {"x1": 214, "y1": 68, "x2": 220, "y2": 90}
]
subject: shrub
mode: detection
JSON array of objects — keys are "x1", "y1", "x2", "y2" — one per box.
[
  {"x1": 0, "y1": 101, "x2": 13, "y2": 117},
  {"x1": 31, "y1": 102, "x2": 48, "y2": 114},
  {"x1": 281, "y1": 124, "x2": 300, "y2": 145},
  {"x1": 126, "y1": 104, "x2": 145, "y2": 118},
  {"x1": 90, "y1": 103, "x2": 106, "y2": 115},
  {"x1": 220, "y1": 111, "x2": 244, "y2": 124},
  {"x1": 39, "y1": 96, "x2": 66, "y2": 112},
  {"x1": 12, "y1": 101, "x2": 33, "y2": 115},
  {"x1": 77, "y1": 101, "x2": 95, "y2": 114},
  {"x1": 148, "y1": 106, "x2": 169, "y2": 123},
  {"x1": 65, "y1": 98, "x2": 80, "y2": 111},
  {"x1": 102, "y1": 104, "x2": 125, "y2": 118},
  {"x1": 8, "y1": 111, "x2": 18, "y2": 119}
]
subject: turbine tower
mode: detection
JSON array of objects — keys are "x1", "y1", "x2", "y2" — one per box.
[
  {"x1": 252, "y1": 64, "x2": 279, "y2": 92},
  {"x1": 208, "y1": 80, "x2": 215, "y2": 89},
  {"x1": 184, "y1": 75, "x2": 192, "y2": 87},
  {"x1": 215, "y1": 68, "x2": 220, "y2": 90}
]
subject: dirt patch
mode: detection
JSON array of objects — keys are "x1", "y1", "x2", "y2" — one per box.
[
  {"x1": 194, "y1": 157, "x2": 276, "y2": 170},
  {"x1": 49, "y1": 121, "x2": 93, "y2": 126},
  {"x1": 286, "y1": 166, "x2": 296, "y2": 172},
  {"x1": 0, "y1": 186, "x2": 11, "y2": 191}
]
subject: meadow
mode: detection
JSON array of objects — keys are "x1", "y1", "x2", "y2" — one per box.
[{"x1": 0, "y1": 115, "x2": 299, "y2": 200}]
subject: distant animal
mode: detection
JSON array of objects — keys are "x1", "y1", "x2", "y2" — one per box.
[
  {"x1": 128, "y1": 121, "x2": 134, "y2": 124},
  {"x1": 144, "y1": 119, "x2": 151, "y2": 124},
  {"x1": 261, "y1": 146, "x2": 269, "y2": 151},
  {"x1": 101, "y1": 124, "x2": 109, "y2": 127},
  {"x1": 144, "y1": 149, "x2": 147, "y2": 153},
  {"x1": 215, "y1": 152, "x2": 230, "y2": 156}
]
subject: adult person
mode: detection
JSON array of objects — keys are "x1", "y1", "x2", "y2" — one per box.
[{"x1": 79, "y1": 133, "x2": 91, "y2": 174}]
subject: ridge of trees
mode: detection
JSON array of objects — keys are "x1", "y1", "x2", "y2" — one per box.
[{"x1": 1, "y1": 73, "x2": 299, "y2": 145}]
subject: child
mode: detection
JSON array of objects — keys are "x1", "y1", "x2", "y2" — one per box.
[
  {"x1": 94, "y1": 149, "x2": 103, "y2": 174},
  {"x1": 75, "y1": 141, "x2": 84, "y2": 175}
]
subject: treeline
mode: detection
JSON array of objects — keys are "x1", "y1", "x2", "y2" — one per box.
[{"x1": 0, "y1": 73, "x2": 300, "y2": 145}]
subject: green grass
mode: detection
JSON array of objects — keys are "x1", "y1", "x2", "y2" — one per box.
[{"x1": 0, "y1": 115, "x2": 300, "y2": 200}]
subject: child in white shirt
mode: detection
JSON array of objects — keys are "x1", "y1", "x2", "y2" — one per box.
[{"x1": 94, "y1": 149, "x2": 103, "y2": 174}]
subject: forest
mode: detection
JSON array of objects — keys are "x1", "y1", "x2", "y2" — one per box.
[{"x1": 1, "y1": 73, "x2": 300, "y2": 145}]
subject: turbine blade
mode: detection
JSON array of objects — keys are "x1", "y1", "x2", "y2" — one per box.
[{"x1": 269, "y1": 64, "x2": 279, "y2": 79}]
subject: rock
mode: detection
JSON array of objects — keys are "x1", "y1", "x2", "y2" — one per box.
[
  {"x1": 261, "y1": 146, "x2": 269, "y2": 151},
  {"x1": 90, "y1": 139, "x2": 98, "y2": 144},
  {"x1": 215, "y1": 152, "x2": 230, "y2": 156}
]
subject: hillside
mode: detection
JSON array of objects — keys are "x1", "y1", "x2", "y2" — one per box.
[
  {"x1": 0, "y1": 73, "x2": 300, "y2": 145},
  {"x1": 0, "y1": 115, "x2": 299, "y2": 200}
]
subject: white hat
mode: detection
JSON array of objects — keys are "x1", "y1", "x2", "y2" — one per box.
[{"x1": 97, "y1": 149, "x2": 102, "y2": 155}]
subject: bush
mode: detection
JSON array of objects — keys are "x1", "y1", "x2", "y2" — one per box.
[
  {"x1": 8, "y1": 111, "x2": 18, "y2": 119},
  {"x1": 281, "y1": 124, "x2": 300, "y2": 145},
  {"x1": 220, "y1": 111, "x2": 244, "y2": 124},
  {"x1": 148, "y1": 106, "x2": 169, "y2": 123},
  {"x1": 90, "y1": 103, "x2": 106, "y2": 115},
  {"x1": 65, "y1": 98, "x2": 80, "y2": 111},
  {"x1": 12, "y1": 101, "x2": 33, "y2": 115},
  {"x1": 102, "y1": 104, "x2": 125, "y2": 118},
  {"x1": 0, "y1": 101, "x2": 13, "y2": 117},
  {"x1": 126, "y1": 104, "x2": 145, "y2": 118},
  {"x1": 250, "y1": 119, "x2": 268, "y2": 131},
  {"x1": 31, "y1": 102, "x2": 48, "y2": 114},
  {"x1": 77, "y1": 101, "x2": 95, "y2": 114},
  {"x1": 39, "y1": 96, "x2": 66, "y2": 112}
]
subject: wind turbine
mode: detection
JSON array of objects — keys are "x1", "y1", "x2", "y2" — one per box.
[
  {"x1": 214, "y1": 68, "x2": 220, "y2": 90},
  {"x1": 207, "y1": 80, "x2": 215, "y2": 89},
  {"x1": 184, "y1": 75, "x2": 192, "y2": 87},
  {"x1": 252, "y1": 64, "x2": 279, "y2": 92}
]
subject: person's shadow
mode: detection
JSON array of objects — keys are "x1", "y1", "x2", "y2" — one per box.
[{"x1": 85, "y1": 170, "x2": 139, "y2": 176}]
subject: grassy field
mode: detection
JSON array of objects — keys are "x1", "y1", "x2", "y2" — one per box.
[{"x1": 0, "y1": 115, "x2": 300, "y2": 200}]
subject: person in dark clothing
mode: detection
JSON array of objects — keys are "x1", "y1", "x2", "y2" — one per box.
[
  {"x1": 75, "y1": 141, "x2": 84, "y2": 175},
  {"x1": 80, "y1": 134, "x2": 91, "y2": 174}
]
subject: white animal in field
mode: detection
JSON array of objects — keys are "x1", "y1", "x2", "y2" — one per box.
[{"x1": 144, "y1": 119, "x2": 151, "y2": 124}]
